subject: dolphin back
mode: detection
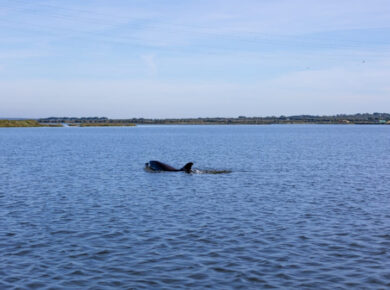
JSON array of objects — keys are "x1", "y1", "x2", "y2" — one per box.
[
  {"x1": 148, "y1": 160, "x2": 178, "y2": 171},
  {"x1": 146, "y1": 160, "x2": 193, "y2": 172}
]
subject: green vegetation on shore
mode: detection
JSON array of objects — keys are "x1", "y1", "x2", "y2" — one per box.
[
  {"x1": 0, "y1": 120, "x2": 61, "y2": 127},
  {"x1": 0, "y1": 119, "x2": 135, "y2": 128},
  {"x1": 38, "y1": 113, "x2": 390, "y2": 125},
  {"x1": 2, "y1": 113, "x2": 389, "y2": 127}
]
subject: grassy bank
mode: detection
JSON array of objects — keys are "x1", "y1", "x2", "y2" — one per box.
[
  {"x1": 0, "y1": 120, "x2": 42, "y2": 127},
  {"x1": 0, "y1": 120, "x2": 62, "y2": 127},
  {"x1": 0, "y1": 119, "x2": 136, "y2": 127}
]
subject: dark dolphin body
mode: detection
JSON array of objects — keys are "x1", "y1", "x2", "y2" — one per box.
[{"x1": 145, "y1": 160, "x2": 193, "y2": 173}]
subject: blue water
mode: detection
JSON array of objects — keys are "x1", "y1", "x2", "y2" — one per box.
[{"x1": 0, "y1": 125, "x2": 389, "y2": 289}]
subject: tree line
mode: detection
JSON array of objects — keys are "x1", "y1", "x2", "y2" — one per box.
[{"x1": 37, "y1": 113, "x2": 390, "y2": 125}]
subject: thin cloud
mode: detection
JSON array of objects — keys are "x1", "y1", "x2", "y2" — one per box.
[{"x1": 141, "y1": 54, "x2": 157, "y2": 76}]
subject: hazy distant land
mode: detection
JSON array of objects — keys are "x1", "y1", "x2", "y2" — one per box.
[
  {"x1": 69, "y1": 122, "x2": 136, "y2": 127},
  {"x1": 1, "y1": 113, "x2": 389, "y2": 127}
]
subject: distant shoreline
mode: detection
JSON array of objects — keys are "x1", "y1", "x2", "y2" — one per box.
[
  {"x1": 0, "y1": 120, "x2": 62, "y2": 128},
  {"x1": 1, "y1": 113, "x2": 389, "y2": 127},
  {"x1": 37, "y1": 113, "x2": 390, "y2": 125},
  {"x1": 0, "y1": 120, "x2": 136, "y2": 128}
]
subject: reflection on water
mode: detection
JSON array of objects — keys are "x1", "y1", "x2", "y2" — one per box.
[{"x1": 0, "y1": 125, "x2": 389, "y2": 289}]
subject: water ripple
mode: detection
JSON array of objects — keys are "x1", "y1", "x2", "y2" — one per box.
[{"x1": 0, "y1": 125, "x2": 389, "y2": 288}]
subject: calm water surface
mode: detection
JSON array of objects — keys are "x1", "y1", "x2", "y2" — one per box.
[{"x1": 0, "y1": 125, "x2": 389, "y2": 289}]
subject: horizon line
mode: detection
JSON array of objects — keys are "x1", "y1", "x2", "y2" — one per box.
[{"x1": 2, "y1": 112, "x2": 389, "y2": 120}]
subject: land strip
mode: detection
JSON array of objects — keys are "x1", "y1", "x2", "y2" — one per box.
[
  {"x1": 0, "y1": 120, "x2": 61, "y2": 127},
  {"x1": 38, "y1": 113, "x2": 390, "y2": 126},
  {"x1": 2, "y1": 113, "x2": 389, "y2": 127}
]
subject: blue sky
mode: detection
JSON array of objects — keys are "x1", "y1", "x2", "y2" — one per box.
[{"x1": 0, "y1": 0, "x2": 389, "y2": 118}]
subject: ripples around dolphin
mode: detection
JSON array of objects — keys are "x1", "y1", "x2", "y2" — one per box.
[
  {"x1": 145, "y1": 167, "x2": 232, "y2": 174},
  {"x1": 1, "y1": 125, "x2": 389, "y2": 289},
  {"x1": 192, "y1": 169, "x2": 232, "y2": 174}
]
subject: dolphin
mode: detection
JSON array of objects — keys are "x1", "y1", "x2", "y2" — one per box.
[{"x1": 145, "y1": 160, "x2": 193, "y2": 173}]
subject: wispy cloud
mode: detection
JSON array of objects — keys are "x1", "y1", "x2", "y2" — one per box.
[
  {"x1": 141, "y1": 54, "x2": 157, "y2": 76},
  {"x1": 2, "y1": 0, "x2": 390, "y2": 45}
]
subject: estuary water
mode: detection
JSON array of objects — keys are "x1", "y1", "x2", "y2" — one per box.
[{"x1": 0, "y1": 125, "x2": 389, "y2": 289}]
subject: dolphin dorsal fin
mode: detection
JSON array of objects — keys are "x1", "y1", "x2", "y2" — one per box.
[{"x1": 181, "y1": 162, "x2": 193, "y2": 173}]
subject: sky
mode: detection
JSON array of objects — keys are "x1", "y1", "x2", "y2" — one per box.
[{"x1": 0, "y1": 0, "x2": 389, "y2": 118}]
